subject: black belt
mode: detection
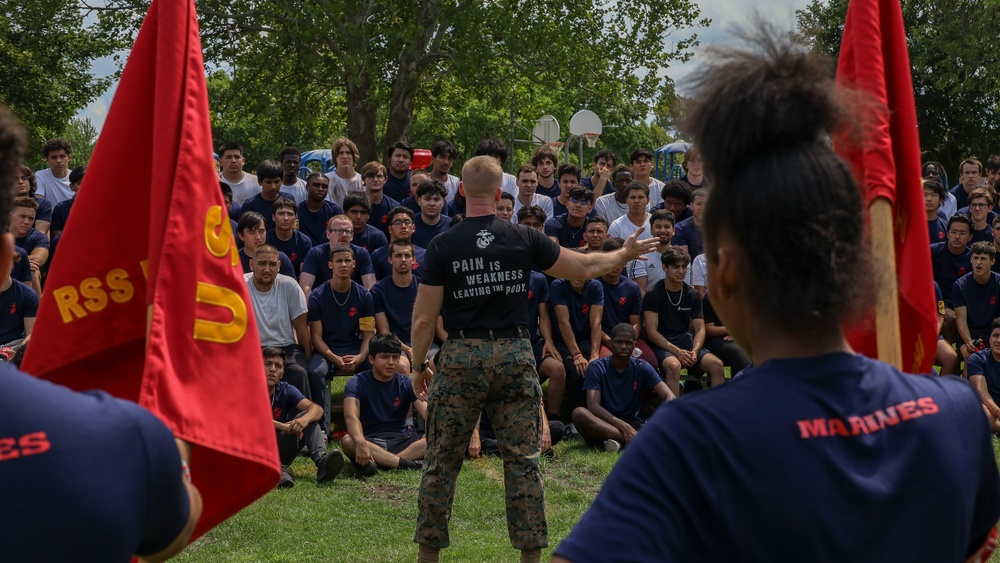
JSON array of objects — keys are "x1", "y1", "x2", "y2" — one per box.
[{"x1": 454, "y1": 326, "x2": 529, "y2": 340}]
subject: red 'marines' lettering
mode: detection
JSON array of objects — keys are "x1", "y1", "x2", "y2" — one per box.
[
  {"x1": 0, "y1": 432, "x2": 52, "y2": 461},
  {"x1": 797, "y1": 397, "x2": 941, "y2": 439}
]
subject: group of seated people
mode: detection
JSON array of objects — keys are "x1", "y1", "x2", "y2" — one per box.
[
  {"x1": 925, "y1": 156, "x2": 1000, "y2": 429},
  {"x1": 6, "y1": 134, "x2": 749, "y2": 485}
]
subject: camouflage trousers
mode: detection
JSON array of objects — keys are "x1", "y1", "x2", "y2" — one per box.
[{"x1": 414, "y1": 337, "x2": 548, "y2": 550}]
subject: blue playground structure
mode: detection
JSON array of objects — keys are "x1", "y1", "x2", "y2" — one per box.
[
  {"x1": 300, "y1": 149, "x2": 334, "y2": 178},
  {"x1": 654, "y1": 141, "x2": 691, "y2": 182}
]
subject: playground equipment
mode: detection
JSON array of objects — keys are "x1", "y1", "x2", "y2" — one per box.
[{"x1": 654, "y1": 141, "x2": 691, "y2": 182}]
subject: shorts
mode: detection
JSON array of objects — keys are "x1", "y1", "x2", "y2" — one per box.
[
  {"x1": 532, "y1": 340, "x2": 560, "y2": 372},
  {"x1": 366, "y1": 431, "x2": 421, "y2": 455},
  {"x1": 650, "y1": 333, "x2": 710, "y2": 370}
]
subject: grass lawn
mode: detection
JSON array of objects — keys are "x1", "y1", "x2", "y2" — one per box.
[{"x1": 176, "y1": 376, "x2": 1000, "y2": 562}]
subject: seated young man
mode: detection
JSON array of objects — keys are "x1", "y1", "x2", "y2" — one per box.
[
  {"x1": 931, "y1": 213, "x2": 974, "y2": 341},
  {"x1": 343, "y1": 192, "x2": 388, "y2": 253},
  {"x1": 15, "y1": 165, "x2": 50, "y2": 236},
  {"x1": 702, "y1": 292, "x2": 752, "y2": 375},
  {"x1": 266, "y1": 197, "x2": 313, "y2": 277},
  {"x1": 642, "y1": 246, "x2": 725, "y2": 396},
  {"x1": 360, "y1": 160, "x2": 400, "y2": 237},
  {"x1": 10, "y1": 196, "x2": 48, "y2": 270},
  {"x1": 545, "y1": 186, "x2": 595, "y2": 249},
  {"x1": 372, "y1": 239, "x2": 420, "y2": 373},
  {"x1": 265, "y1": 346, "x2": 344, "y2": 488},
  {"x1": 635, "y1": 209, "x2": 676, "y2": 292},
  {"x1": 966, "y1": 187, "x2": 995, "y2": 244},
  {"x1": 966, "y1": 318, "x2": 1000, "y2": 432},
  {"x1": 238, "y1": 160, "x2": 296, "y2": 230},
  {"x1": 652, "y1": 179, "x2": 693, "y2": 223},
  {"x1": 579, "y1": 148, "x2": 616, "y2": 196},
  {"x1": 399, "y1": 168, "x2": 428, "y2": 213},
  {"x1": 954, "y1": 241, "x2": 1000, "y2": 364},
  {"x1": 593, "y1": 166, "x2": 634, "y2": 224},
  {"x1": 0, "y1": 265, "x2": 37, "y2": 346},
  {"x1": 571, "y1": 324, "x2": 674, "y2": 453},
  {"x1": 299, "y1": 214, "x2": 376, "y2": 297},
  {"x1": 608, "y1": 180, "x2": 652, "y2": 242},
  {"x1": 582, "y1": 216, "x2": 610, "y2": 253},
  {"x1": 297, "y1": 173, "x2": 343, "y2": 245},
  {"x1": 497, "y1": 192, "x2": 515, "y2": 223},
  {"x1": 341, "y1": 334, "x2": 426, "y2": 477},
  {"x1": 370, "y1": 206, "x2": 425, "y2": 280},
  {"x1": 670, "y1": 187, "x2": 706, "y2": 259},
  {"x1": 411, "y1": 178, "x2": 450, "y2": 248},
  {"x1": 307, "y1": 244, "x2": 375, "y2": 411},
  {"x1": 925, "y1": 179, "x2": 949, "y2": 243},
  {"x1": 597, "y1": 238, "x2": 653, "y2": 363},
  {"x1": 512, "y1": 164, "x2": 554, "y2": 219},
  {"x1": 518, "y1": 208, "x2": 567, "y2": 420},
  {"x1": 236, "y1": 211, "x2": 296, "y2": 277},
  {"x1": 550, "y1": 272, "x2": 604, "y2": 412}
]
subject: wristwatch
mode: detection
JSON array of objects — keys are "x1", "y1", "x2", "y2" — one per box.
[{"x1": 415, "y1": 360, "x2": 430, "y2": 372}]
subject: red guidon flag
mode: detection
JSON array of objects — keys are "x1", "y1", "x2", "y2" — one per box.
[
  {"x1": 22, "y1": 0, "x2": 279, "y2": 539},
  {"x1": 835, "y1": 0, "x2": 937, "y2": 374}
]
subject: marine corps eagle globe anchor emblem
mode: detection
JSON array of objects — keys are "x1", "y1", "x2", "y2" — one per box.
[{"x1": 476, "y1": 229, "x2": 495, "y2": 249}]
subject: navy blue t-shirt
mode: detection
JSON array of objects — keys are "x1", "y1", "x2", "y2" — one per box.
[
  {"x1": 671, "y1": 216, "x2": 703, "y2": 258},
  {"x1": 554, "y1": 352, "x2": 1000, "y2": 562},
  {"x1": 951, "y1": 184, "x2": 972, "y2": 211},
  {"x1": 544, "y1": 213, "x2": 588, "y2": 249},
  {"x1": 296, "y1": 200, "x2": 343, "y2": 246},
  {"x1": 15, "y1": 228, "x2": 48, "y2": 255},
  {"x1": 0, "y1": 279, "x2": 38, "y2": 343},
  {"x1": 952, "y1": 271, "x2": 1000, "y2": 336},
  {"x1": 239, "y1": 248, "x2": 296, "y2": 278},
  {"x1": 400, "y1": 195, "x2": 420, "y2": 213},
  {"x1": 368, "y1": 194, "x2": 401, "y2": 237},
  {"x1": 2, "y1": 365, "x2": 190, "y2": 560},
  {"x1": 11, "y1": 245, "x2": 31, "y2": 283},
  {"x1": 549, "y1": 278, "x2": 604, "y2": 344},
  {"x1": 33, "y1": 195, "x2": 53, "y2": 224},
  {"x1": 266, "y1": 229, "x2": 314, "y2": 276},
  {"x1": 51, "y1": 197, "x2": 74, "y2": 233},
  {"x1": 599, "y1": 275, "x2": 643, "y2": 336},
  {"x1": 307, "y1": 280, "x2": 374, "y2": 354},
  {"x1": 301, "y1": 242, "x2": 374, "y2": 288},
  {"x1": 384, "y1": 171, "x2": 411, "y2": 202},
  {"x1": 238, "y1": 191, "x2": 296, "y2": 230},
  {"x1": 580, "y1": 176, "x2": 613, "y2": 197},
  {"x1": 536, "y1": 180, "x2": 560, "y2": 199},
  {"x1": 968, "y1": 349, "x2": 1000, "y2": 404},
  {"x1": 447, "y1": 198, "x2": 466, "y2": 217},
  {"x1": 527, "y1": 271, "x2": 549, "y2": 343},
  {"x1": 371, "y1": 243, "x2": 425, "y2": 280},
  {"x1": 371, "y1": 276, "x2": 419, "y2": 345},
  {"x1": 411, "y1": 213, "x2": 450, "y2": 248},
  {"x1": 928, "y1": 215, "x2": 948, "y2": 244},
  {"x1": 930, "y1": 241, "x2": 972, "y2": 306},
  {"x1": 270, "y1": 380, "x2": 305, "y2": 424},
  {"x1": 972, "y1": 224, "x2": 994, "y2": 244},
  {"x1": 584, "y1": 356, "x2": 662, "y2": 419},
  {"x1": 344, "y1": 370, "x2": 418, "y2": 435},
  {"x1": 353, "y1": 223, "x2": 388, "y2": 253}
]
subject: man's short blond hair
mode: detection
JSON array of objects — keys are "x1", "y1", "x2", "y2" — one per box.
[{"x1": 461, "y1": 156, "x2": 502, "y2": 198}]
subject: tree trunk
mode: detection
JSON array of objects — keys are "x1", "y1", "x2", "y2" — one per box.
[
  {"x1": 345, "y1": 69, "x2": 379, "y2": 164},
  {"x1": 382, "y1": 0, "x2": 441, "y2": 150}
]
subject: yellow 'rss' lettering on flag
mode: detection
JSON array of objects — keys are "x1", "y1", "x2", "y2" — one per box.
[
  {"x1": 52, "y1": 268, "x2": 139, "y2": 323},
  {"x1": 204, "y1": 205, "x2": 239, "y2": 267},
  {"x1": 194, "y1": 282, "x2": 247, "y2": 343}
]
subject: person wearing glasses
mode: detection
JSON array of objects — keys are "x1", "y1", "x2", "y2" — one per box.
[
  {"x1": 299, "y1": 214, "x2": 376, "y2": 298},
  {"x1": 371, "y1": 206, "x2": 426, "y2": 280},
  {"x1": 545, "y1": 186, "x2": 595, "y2": 248},
  {"x1": 965, "y1": 187, "x2": 995, "y2": 243},
  {"x1": 361, "y1": 161, "x2": 401, "y2": 238},
  {"x1": 931, "y1": 213, "x2": 974, "y2": 342}
]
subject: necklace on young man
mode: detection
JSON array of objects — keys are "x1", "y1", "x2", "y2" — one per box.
[
  {"x1": 666, "y1": 286, "x2": 683, "y2": 308},
  {"x1": 333, "y1": 283, "x2": 354, "y2": 306}
]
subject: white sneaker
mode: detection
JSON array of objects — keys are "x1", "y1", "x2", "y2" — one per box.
[{"x1": 603, "y1": 439, "x2": 621, "y2": 453}]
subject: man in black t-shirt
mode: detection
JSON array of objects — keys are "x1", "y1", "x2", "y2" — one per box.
[
  {"x1": 642, "y1": 246, "x2": 725, "y2": 397},
  {"x1": 409, "y1": 156, "x2": 659, "y2": 563}
]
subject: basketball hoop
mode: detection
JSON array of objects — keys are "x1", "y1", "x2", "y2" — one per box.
[
  {"x1": 584, "y1": 132, "x2": 600, "y2": 148},
  {"x1": 548, "y1": 141, "x2": 564, "y2": 150}
]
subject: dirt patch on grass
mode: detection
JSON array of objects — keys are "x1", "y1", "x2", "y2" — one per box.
[{"x1": 368, "y1": 481, "x2": 411, "y2": 506}]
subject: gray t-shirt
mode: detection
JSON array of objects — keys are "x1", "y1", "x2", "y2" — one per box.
[{"x1": 244, "y1": 273, "x2": 308, "y2": 346}]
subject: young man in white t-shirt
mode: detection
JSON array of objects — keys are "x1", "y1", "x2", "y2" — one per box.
[
  {"x1": 325, "y1": 137, "x2": 364, "y2": 207},
  {"x1": 512, "y1": 164, "x2": 553, "y2": 219},
  {"x1": 629, "y1": 148, "x2": 664, "y2": 210},
  {"x1": 279, "y1": 145, "x2": 308, "y2": 204},
  {"x1": 218, "y1": 141, "x2": 259, "y2": 206},
  {"x1": 34, "y1": 138, "x2": 73, "y2": 205}
]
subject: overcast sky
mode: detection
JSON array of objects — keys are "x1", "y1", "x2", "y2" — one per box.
[{"x1": 76, "y1": 0, "x2": 813, "y2": 131}]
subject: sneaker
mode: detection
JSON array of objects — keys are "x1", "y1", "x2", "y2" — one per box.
[
  {"x1": 603, "y1": 439, "x2": 621, "y2": 454},
  {"x1": 316, "y1": 450, "x2": 344, "y2": 483},
  {"x1": 564, "y1": 423, "x2": 582, "y2": 440},
  {"x1": 277, "y1": 466, "x2": 294, "y2": 488},
  {"x1": 352, "y1": 460, "x2": 378, "y2": 479}
]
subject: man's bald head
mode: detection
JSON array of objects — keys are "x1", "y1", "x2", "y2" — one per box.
[{"x1": 461, "y1": 156, "x2": 503, "y2": 198}]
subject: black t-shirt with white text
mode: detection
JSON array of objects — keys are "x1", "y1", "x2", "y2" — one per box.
[
  {"x1": 642, "y1": 281, "x2": 703, "y2": 339},
  {"x1": 422, "y1": 215, "x2": 561, "y2": 332}
]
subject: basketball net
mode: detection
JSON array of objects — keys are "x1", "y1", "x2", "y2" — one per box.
[{"x1": 584, "y1": 133, "x2": 599, "y2": 148}]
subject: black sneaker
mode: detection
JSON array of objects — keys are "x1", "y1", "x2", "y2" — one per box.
[
  {"x1": 277, "y1": 467, "x2": 294, "y2": 488},
  {"x1": 352, "y1": 460, "x2": 378, "y2": 479},
  {"x1": 316, "y1": 450, "x2": 344, "y2": 483}
]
